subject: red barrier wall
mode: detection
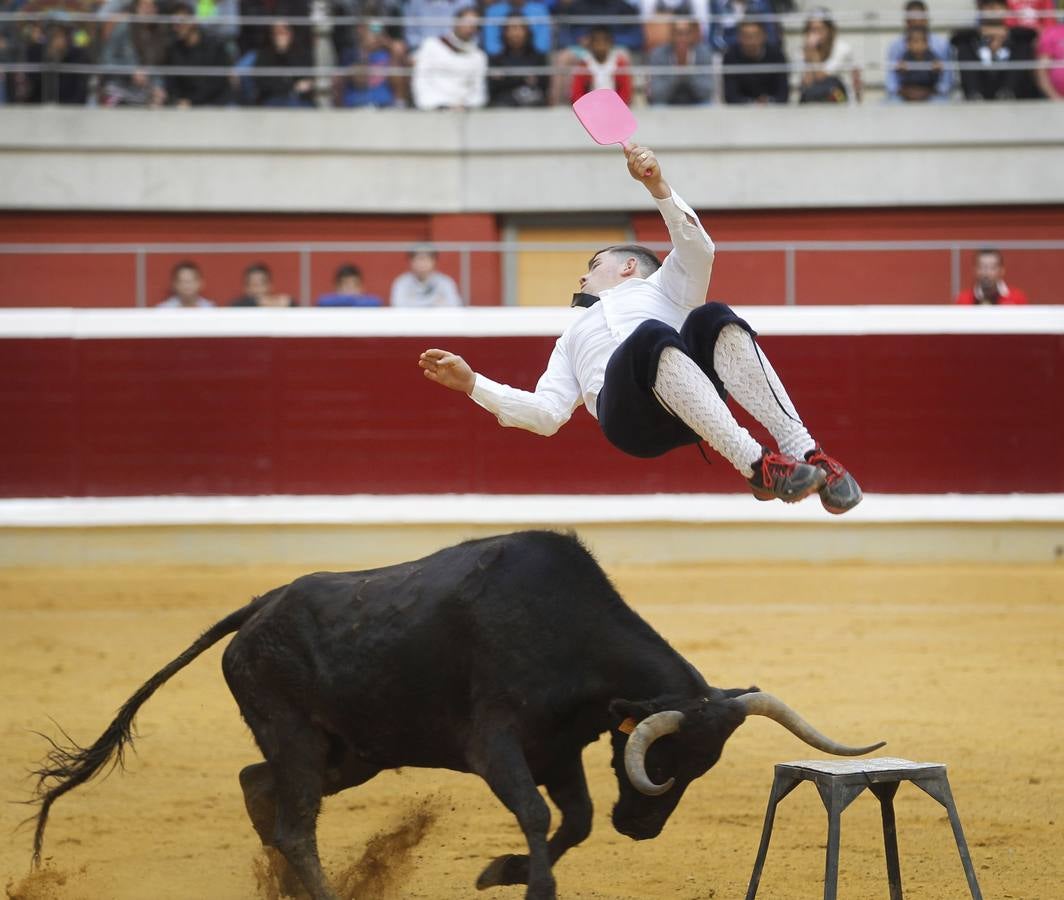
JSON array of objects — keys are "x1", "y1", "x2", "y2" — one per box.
[{"x1": 3, "y1": 332, "x2": 1061, "y2": 497}]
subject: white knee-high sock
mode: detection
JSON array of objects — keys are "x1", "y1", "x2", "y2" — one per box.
[
  {"x1": 653, "y1": 346, "x2": 763, "y2": 478},
  {"x1": 712, "y1": 325, "x2": 815, "y2": 460}
]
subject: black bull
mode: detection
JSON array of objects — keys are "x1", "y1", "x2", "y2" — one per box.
[{"x1": 29, "y1": 530, "x2": 883, "y2": 900}]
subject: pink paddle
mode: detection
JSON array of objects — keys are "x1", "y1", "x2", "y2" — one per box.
[{"x1": 572, "y1": 89, "x2": 653, "y2": 176}]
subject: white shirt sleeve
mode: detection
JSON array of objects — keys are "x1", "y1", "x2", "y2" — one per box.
[
  {"x1": 468, "y1": 334, "x2": 582, "y2": 437},
  {"x1": 649, "y1": 189, "x2": 716, "y2": 311}
]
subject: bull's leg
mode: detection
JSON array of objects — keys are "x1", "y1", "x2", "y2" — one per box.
[
  {"x1": 477, "y1": 754, "x2": 592, "y2": 890},
  {"x1": 240, "y1": 763, "x2": 304, "y2": 898},
  {"x1": 469, "y1": 732, "x2": 555, "y2": 900}
]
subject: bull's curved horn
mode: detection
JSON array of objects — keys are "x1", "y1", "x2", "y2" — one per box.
[
  {"x1": 624, "y1": 710, "x2": 685, "y2": 796},
  {"x1": 736, "y1": 692, "x2": 885, "y2": 756}
]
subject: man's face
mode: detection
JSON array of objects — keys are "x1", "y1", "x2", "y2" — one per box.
[
  {"x1": 579, "y1": 251, "x2": 633, "y2": 297},
  {"x1": 588, "y1": 31, "x2": 613, "y2": 62},
  {"x1": 245, "y1": 270, "x2": 271, "y2": 300},
  {"x1": 672, "y1": 21, "x2": 697, "y2": 51},
  {"x1": 738, "y1": 23, "x2": 765, "y2": 57},
  {"x1": 907, "y1": 29, "x2": 928, "y2": 55},
  {"x1": 410, "y1": 252, "x2": 436, "y2": 280},
  {"x1": 453, "y1": 11, "x2": 478, "y2": 43},
  {"x1": 975, "y1": 252, "x2": 1004, "y2": 288},
  {"x1": 173, "y1": 268, "x2": 202, "y2": 301},
  {"x1": 337, "y1": 274, "x2": 362, "y2": 294},
  {"x1": 271, "y1": 22, "x2": 293, "y2": 52},
  {"x1": 172, "y1": 11, "x2": 193, "y2": 41}
]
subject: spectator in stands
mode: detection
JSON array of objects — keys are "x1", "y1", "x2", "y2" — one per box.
[
  {"x1": 488, "y1": 17, "x2": 549, "y2": 107},
  {"x1": 230, "y1": 262, "x2": 297, "y2": 306},
  {"x1": 1035, "y1": 15, "x2": 1064, "y2": 99},
  {"x1": 955, "y1": 249, "x2": 1030, "y2": 304},
  {"x1": 411, "y1": 6, "x2": 488, "y2": 110},
  {"x1": 99, "y1": 0, "x2": 168, "y2": 107},
  {"x1": 238, "y1": 0, "x2": 309, "y2": 58},
  {"x1": 722, "y1": 18, "x2": 789, "y2": 104},
  {"x1": 390, "y1": 248, "x2": 463, "y2": 307},
  {"x1": 889, "y1": 25, "x2": 946, "y2": 102},
  {"x1": 337, "y1": 18, "x2": 400, "y2": 108},
  {"x1": 253, "y1": 20, "x2": 314, "y2": 106},
  {"x1": 951, "y1": 0, "x2": 1040, "y2": 100},
  {"x1": 482, "y1": 1, "x2": 552, "y2": 57},
  {"x1": 799, "y1": 31, "x2": 848, "y2": 102},
  {"x1": 709, "y1": 0, "x2": 780, "y2": 54},
  {"x1": 405, "y1": 0, "x2": 469, "y2": 53},
  {"x1": 647, "y1": 16, "x2": 713, "y2": 105},
  {"x1": 801, "y1": 7, "x2": 861, "y2": 101},
  {"x1": 551, "y1": 0, "x2": 641, "y2": 104},
  {"x1": 19, "y1": 18, "x2": 91, "y2": 105},
  {"x1": 159, "y1": 261, "x2": 215, "y2": 307},
  {"x1": 165, "y1": 1, "x2": 232, "y2": 106},
  {"x1": 885, "y1": 1, "x2": 953, "y2": 102},
  {"x1": 316, "y1": 263, "x2": 384, "y2": 306},
  {"x1": 570, "y1": 25, "x2": 634, "y2": 104},
  {"x1": 1005, "y1": 0, "x2": 1055, "y2": 32},
  {"x1": 640, "y1": 0, "x2": 710, "y2": 55}
]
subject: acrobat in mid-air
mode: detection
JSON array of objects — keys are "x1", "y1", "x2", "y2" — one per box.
[{"x1": 419, "y1": 144, "x2": 861, "y2": 514}]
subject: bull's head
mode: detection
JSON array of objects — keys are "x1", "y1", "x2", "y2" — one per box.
[{"x1": 608, "y1": 691, "x2": 884, "y2": 840}]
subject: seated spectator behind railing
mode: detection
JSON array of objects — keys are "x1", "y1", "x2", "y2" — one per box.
[
  {"x1": 390, "y1": 248, "x2": 463, "y2": 307},
  {"x1": 722, "y1": 18, "x2": 789, "y2": 104},
  {"x1": 99, "y1": 0, "x2": 168, "y2": 107},
  {"x1": 238, "y1": 0, "x2": 309, "y2": 58},
  {"x1": 551, "y1": 0, "x2": 641, "y2": 104},
  {"x1": 885, "y1": 0, "x2": 953, "y2": 102},
  {"x1": 709, "y1": 0, "x2": 780, "y2": 54},
  {"x1": 18, "y1": 17, "x2": 91, "y2": 105},
  {"x1": 1035, "y1": 15, "x2": 1064, "y2": 99},
  {"x1": 412, "y1": 6, "x2": 488, "y2": 110},
  {"x1": 165, "y1": 1, "x2": 232, "y2": 106},
  {"x1": 951, "y1": 0, "x2": 1040, "y2": 100},
  {"x1": 954, "y1": 248, "x2": 1029, "y2": 304},
  {"x1": 337, "y1": 18, "x2": 399, "y2": 107},
  {"x1": 488, "y1": 17, "x2": 549, "y2": 107},
  {"x1": 405, "y1": 0, "x2": 469, "y2": 53},
  {"x1": 801, "y1": 7, "x2": 860, "y2": 102},
  {"x1": 889, "y1": 25, "x2": 946, "y2": 102},
  {"x1": 1005, "y1": 0, "x2": 1055, "y2": 32},
  {"x1": 158, "y1": 260, "x2": 215, "y2": 307},
  {"x1": 799, "y1": 31, "x2": 848, "y2": 102},
  {"x1": 230, "y1": 262, "x2": 297, "y2": 306},
  {"x1": 253, "y1": 20, "x2": 314, "y2": 106},
  {"x1": 316, "y1": 263, "x2": 384, "y2": 306},
  {"x1": 570, "y1": 25, "x2": 634, "y2": 104},
  {"x1": 640, "y1": 0, "x2": 711, "y2": 55},
  {"x1": 647, "y1": 16, "x2": 713, "y2": 105},
  {"x1": 482, "y1": 1, "x2": 552, "y2": 58}
]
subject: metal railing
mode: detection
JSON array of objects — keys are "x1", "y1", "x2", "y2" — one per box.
[{"x1": 2, "y1": 239, "x2": 1062, "y2": 306}]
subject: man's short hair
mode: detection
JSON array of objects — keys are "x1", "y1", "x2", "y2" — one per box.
[
  {"x1": 335, "y1": 263, "x2": 363, "y2": 282},
  {"x1": 904, "y1": 0, "x2": 928, "y2": 12},
  {"x1": 738, "y1": 17, "x2": 765, "y2": 32},
  {"x1": 171, "y1": 259, "x2": 200, "y2": 278},
  {"x1": 244, "y1": 262, "x2": 272, "y2": 280},
  {"x1": 409, "y1": 245, "x2": 437, "y2": 260},
  {"x1": 976, "y1": 247, "x2": 1003, "y2": 263},
  {"x1": 593, "y1": 244, "x2": 663, "y2": 277},
  {"x1": 588, "y1": 24, "x2": 614, "y2": 41}
]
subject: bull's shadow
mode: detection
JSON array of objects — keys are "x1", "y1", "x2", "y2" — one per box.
[{"x1": 29, "y1": 530, "x2": 882, "y2": 900}]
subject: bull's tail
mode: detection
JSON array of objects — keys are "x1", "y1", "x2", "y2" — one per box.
[{"x1": 29, "y1": 592, "x2": 272, "y2": 867}]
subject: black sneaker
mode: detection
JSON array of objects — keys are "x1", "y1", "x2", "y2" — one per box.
[
  {"x1": 748, "y1": 449, "x2": 826, "y2": 503},
  {"x1": 805, "y1": 446, "x2": 863, "y2": 514}
]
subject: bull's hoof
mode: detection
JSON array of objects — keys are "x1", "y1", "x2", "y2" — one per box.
[{"x1": 476, "y1": 853, "x2": 529, "y2": 889}]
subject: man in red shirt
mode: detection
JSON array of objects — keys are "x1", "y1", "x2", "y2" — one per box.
[
  {"x1": 954, "y1": 248, "x2": 1030, "y2": 304},
  {"x1": 570, "y1": 26, "x2": 634, "y2": 103}
]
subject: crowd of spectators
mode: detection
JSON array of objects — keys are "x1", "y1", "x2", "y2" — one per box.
[{"x1": 1, "y1": 0, "x2": 1061, "y2": 106}]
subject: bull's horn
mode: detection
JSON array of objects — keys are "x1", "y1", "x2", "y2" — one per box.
[
  {"x1": 736, "y1": 692, "x2": 885, "y2": 756},
  {"x1": 624, "y1": 710, "x2": 685, "y2": 796}
]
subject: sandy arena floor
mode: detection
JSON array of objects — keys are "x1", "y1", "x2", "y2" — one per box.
[{"x1": 1, "y1": 558, "x2": 1061, "y2": 899}]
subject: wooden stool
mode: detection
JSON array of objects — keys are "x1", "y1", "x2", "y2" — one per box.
[{"x1": 745, "y1": 757, "x2": 983, "y2": 900}]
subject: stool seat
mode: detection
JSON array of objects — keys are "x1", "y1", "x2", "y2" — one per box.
[{"x1": 745, "y1": 756, "x2": 982, "y2": 900}]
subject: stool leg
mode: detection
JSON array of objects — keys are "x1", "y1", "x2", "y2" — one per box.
[
  {"x1": 870, "y1": 782, "x2": 903, "y2": 900},
  {"x1": 745, "y1": 772, "x2": 801, "y2": 900},
  {"x1": 913, "y1": 774, "x2": 983, "y2": 900},
  {"x1": 815, "y1": 781, "x2": 866, "y2": 900}
]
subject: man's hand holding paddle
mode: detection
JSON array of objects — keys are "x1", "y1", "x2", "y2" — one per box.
[{"x1": 623, "y1": 143, "x2": 671, "y2": 201}]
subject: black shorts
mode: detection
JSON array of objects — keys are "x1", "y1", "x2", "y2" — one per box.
[{"x1": 595, "y1": 302, "x2": 755, "y2": 458}]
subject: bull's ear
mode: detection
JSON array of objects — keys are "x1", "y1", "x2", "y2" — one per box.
[{"x1": 609, "y1": 698, "x2": 656, "y2": 724}]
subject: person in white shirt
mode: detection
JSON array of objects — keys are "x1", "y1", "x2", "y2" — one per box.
[
  {"x1": 390, "y1": 247, "x2": 464, "y2": 307},
  {"x1": 419, "y1": 145, "x2": 862, "y2": 513},
  {"x1": 411, "y1": 6, "x2": 488, "y2": 110}
]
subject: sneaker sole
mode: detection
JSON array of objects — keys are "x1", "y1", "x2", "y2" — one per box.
[
  {"x1": 822, "y1": 493, "x2": 863, "y2": 515},
  {"x1": 751, "y1": 476, "x2": 826, "y2": 504}
]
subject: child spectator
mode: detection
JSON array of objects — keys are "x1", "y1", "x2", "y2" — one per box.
[
  {"x1": 254, "y1": 20, "x2": 314, "y2": 106},
  {"x1": 158, "y1": 261, "x2": 215, "y2": 307},
  {"x1": 647, "y1": 16, "x2": 713, "y2": 106},
  {"x1": 99, "y1": 0, "x2": 168, "y2": 107},
  {"x1": 885, "y1": 0, "x2": 953, "y2": 102},
  {"x1": 951, "y1": 0, "x2": 1040, "y2": 100},
  {"x1": 316, "y1": 264, "x2": 384, "y2": 306},
  {"x1": 488, "y1": 17, "x2": 548, "y2": 107},
  {"x1": 801, "y1": 6, "x2": 860, "y2": 101},
  {"x1": 570, "y1": 25, "x2": 634, "y2": 104},
  {"x1": 230, "y1": 262, "x2": 296, "y2": 306},
  {"x1": 892, "y1": 25, "x2": 945, "y2": 102},
  {"x1": 722, "y1": 18, "x2": 789, "y2": 104},
  {"x1": 411, "y1": 6, "x2": 487, "y2": 110},
  {"x1": 1035, "y1": 16, "x2": 1064, "y2": 99},
  {"x1": 390, "y1": 248, "x2": 463, "y2": 307},
  {"x1": 164, "y1": 1, "x2": 232, "y2": 106},
  {"x1": 954, "y1": 249, "x2": 1030, "y2": 304}
]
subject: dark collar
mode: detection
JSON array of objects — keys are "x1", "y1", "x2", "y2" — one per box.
[{"x1": 571, "y1": 292, "x2": 600, "y2": 308}]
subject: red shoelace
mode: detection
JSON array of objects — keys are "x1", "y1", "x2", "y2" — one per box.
[
  {"x1": 807, "y1": 448, "x2": 845, "y2": 484},
  {"x1": 760, "y1": 451, "x2": 796, "y2": 484}
]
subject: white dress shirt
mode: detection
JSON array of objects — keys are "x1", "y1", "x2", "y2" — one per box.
[{"x1": 470, "y1": 190, "x2": 714, "y2": 436}]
